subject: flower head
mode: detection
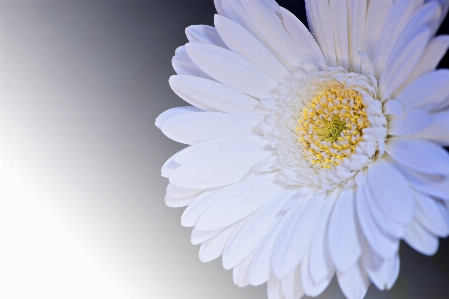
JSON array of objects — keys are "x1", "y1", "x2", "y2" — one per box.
[{"x1": 156, "y1": 0, "x2": 449, "y2": 298}]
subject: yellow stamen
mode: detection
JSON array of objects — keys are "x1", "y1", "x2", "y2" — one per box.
[{"x1": 296, "y1": 81, "x2": 370, "y2": 169}]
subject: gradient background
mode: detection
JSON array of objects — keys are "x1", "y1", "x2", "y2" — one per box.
[{"x1": 1, "y1": 1, "x2": 448, "y2": 298}]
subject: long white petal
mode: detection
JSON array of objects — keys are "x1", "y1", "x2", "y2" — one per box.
[
  {"x1": 389, "y1": 110, "x2": 433, "y2": 137},
  {"x1": 281, "y1": 266, "x2": 304, "y2": 299},
  {"x1": 166, "y1": 183, "x2": 204, "y2": 198},
  {"x1": 413, "y1": 111, "x2": 449, "y2": 146},
  {"x1": 329, "y1": 187, "x2": 362, "y2": 272},
  {"x1": 337, "y1": 261, "x2": 370, "y2": 299},
  {"x1": 164, "y1": 193, "x2": 197, "y2": 208},
  {"x1": 305, "y1": 0, "x2": 337, "y2": 67},
  {"x1": 363, "y1": 184, "x2": 408, "y2": 238},
  {"x1": 170, "y1": 75, "x2": 268, "y2": 119},
  {"x1": 191, "y1": 228, "x2": 221, "y2": 245},
  {"x1": 186, "y1": 42, "x2": 277, "y2": 99},
  {"x1": 155, "y1": 106, "x2": 202, "y2": 129},
  {"x1": 249, "y1": 207, "x2": 295, "y2": 286},
  {"x1": 214, "y1": 0, "x2": 224, "y2": 15},
  {"x1": 196, "y1": 173, "x2": 284, "y2": 231},
  {"x1": 329, "y1": 0, "x2": 349, "y2": 70},
  {"x1": 308, "y1": 189, "x2": 338, "y2": 283},
  {"x1": 302, "y1": 249, "x2": 333, "y2": 297},
  {"x1": 399, "y1": 35, "x2": 449, "y2": 91},
  {"x1": 160, "y1": 111, "x2": 261, "y2": 145},
  {"x1": 366, "y1": 159, "x2": 414, "y2": 226},
  {"x1": 379, "y1": 28, "x2": 432, "y2": 99},
  {"x1": 185, "y1": 25, "x2": 227, "y2": 48},
  {"x1": 392, "y1": 160, "x2": 449, "y2": 201},
  {"x1": 181, "y1": 186, "x2": 229, "y2": 227},
  {"x1": 280, "y1": 7, "x2": 326, "y2": 66},
  {"x1": 222, "y1": 188, "x2": 296, "y2": 270},
  {"x1": 240, "y1": 0, "x2": 305, "y2": 69},
  {"x1": 356, "y1": 181, "x2": 399, "y2": 258},
  {"x1": 214, "y1": 15, "x2": 290, "y2": 83},
  {"x1": 395, "y1": 70, "x2": 449, "y2": 111},
  {"x1": 386, "y1": 137, "x2": 449, "y2": 176},
  {"x1": 348, "y1": 0, "x2": 368, "y2": 73},
  {"x1": 361, "y1": 248, "x2": 399, "y2": 290},
  {"x1": 414, "y1": 191, "x2": 449, "y2": 237},
  {"x1": 373, "y1": 0, "x2": 423, "y2": 78},
  {"x1": 403, "y1": 219, "x2": 439, "y2": 255},
  {"x1": 198, "y1": 219, "x2": 244, "y2": 262},
  {"x1": 365, "y1": 0, "x2": 394, "y2": 59},
  {"x1": 172, "y1": 46, "x2": 213, "y2": 79},
  {"x1": 273, "y1": 192, "x2": 326, "y2": 279},
  {"x1": 174, "y1": 135, "x2": 270, "y2": 165}
]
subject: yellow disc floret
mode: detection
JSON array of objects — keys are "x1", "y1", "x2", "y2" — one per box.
[{"x1": 296, "y1": 81, "x2": 370, "y2": 169}]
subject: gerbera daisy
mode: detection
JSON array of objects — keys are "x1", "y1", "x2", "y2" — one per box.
[{"x1": 156, "y1": 0, "x2": 449, "y2": 298}]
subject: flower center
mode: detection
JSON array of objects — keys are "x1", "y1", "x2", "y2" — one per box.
[{"x1": 296, "y1": 82, "x2": 370, "y2": 169}]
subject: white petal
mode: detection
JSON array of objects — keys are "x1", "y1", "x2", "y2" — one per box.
[
  {"x1": 172, "y1": 47, "x2": 213, "y2": 79},
  {"x1": 196, "y1": 173, "x2": 284, "y2": 231},
  {"x1": 185, "y1": 25, "x2": 227, "y2": 48},
  {"x1": 413, "y1": 111, "x2": 449, "y2": 146},
  {"x1": 329, "y1": 187, "x2": 362, "y2": 272},
  {"x1": 170, "y1": 75, "x2": 268, "y2": 119},
  {"x1": 267, "y1": 275, "x2": 284, "y2": 299},
  {"x1": 220, "y1": 0, "x2": 260, "y2": 39},
  {"x1": 329, "y1": 0, "x2": 349, "y2": 70},
  {"x1": 302, "y1": 249, "x2": 333, "y2": 297},
  {"x1": 164, "y1": 193, "x2": 197, "y2": 208},
  {"x1": 395, "y1": 69, "x2": 449, "y2": 111},
  {"x1": 380, "y1": 28, "x2": 432, "y2": 99},
  {"x1": 199, "y1": 220, "x2": 242, "y2": 262},
  {"x1": 401, "y1": 35, "x2": 449, "y2": 90},
  {"x1": 174, "y1": 135, "x2": 270, "y2": 165},
  {"x1": 383, "y1": 100, "x2": 404, "y2": 116},
  {"x1": 280, "y1": 7, "x2": 326, "y2": 66},
  {"x1": 389, "y1": 110, "x2": 433, "y2": 137},
  {"x1": 363, "y1": 184, "x2": 407, "y2": 238},
  {"x1": 414, "y1": 191, "x2": 449, "y2": 237},
  {"x1": 361, "y1": 248, "x2": 399, "y2": 290},
  {"x1": 348, "y1": 0, "x2": 368, "y2": 73},
  {"x1": 191, "y1": 228, "x2": 221, "y2": 245},
  {"x1": 373, "y1": 0, "x2": 423, "y2": 78},
  {"x1": 403, "y1": 219, "x2": 439, "y2": 255},
  {"x1": 214, "y1": 15, "x2": 290, "y2": 83},
  {"x1": 181, "y1": 187, "x2": 226, "y2": 227},
  {"x1": 281, "y1": 266, "x2": 304, "y2": 299},
  {"x1": 155, "y1": 106, "x2": 201, "y2": 129},
  {"x1": 365, "y1": 0, "x2": 394, "y2": 59},
  {"x1": 161, "y1": 151, "x2": 182, "y2": 178},
  {"x1": 272, "y1": 193, "x2": 326, "y2": 279},
  {"x1": 392, "y1": 160, "x2": 449, "y2": 201},
  {"x1": 160, "y1": 111, "x2": 261, "y2": 145},
  {"x1": 337, "y1": 261, "x2": 370, "y2": 299},
  {"x1": 249, "y1": 206, "x2": 296, "y2": 286},
  {"x1": 185, "y1": 42, "x2": 277, "y2": 99},
  {"x1": 366, "y1": 159, "x2": 414, "y2": 226},
  {"x1": 214, "y1": 0, "x2": 224, "y2": 15},
  {"x1": 166, "y1": 183, "x2": 204, "y2": 198},
  {"x1": 170, "y1": 147, "x2": 272, "y2": 189},
  {"x1": 386, "y1": 137, "x2": 449, "y2": 176},
  {"x1": 240, "y1": 1, "x2": 305, "y2": 69},
  {"x1": 304, "y1": 0, "x2": 336, "y2": 67},
  {"x1": 356, "y1": 181, "x2": 399, "y2": 259},
  {"x1": 222, "y1": 188, "x2": 296, "y2": 270},
  {"x1": 233, "y1": 249, "x2": 256, "y2": 287},
  {"x1": 308, "y1": 189, "x2": 338, "y2": 283}
]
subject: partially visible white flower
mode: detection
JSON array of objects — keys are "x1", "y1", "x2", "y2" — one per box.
[{"x1": 157, "y1": 0, "x2": 449, "y2": 298}]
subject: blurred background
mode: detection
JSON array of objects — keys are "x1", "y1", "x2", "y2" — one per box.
[{"x1": 1, "y1": 1, "x2": 448, "y2": 298}]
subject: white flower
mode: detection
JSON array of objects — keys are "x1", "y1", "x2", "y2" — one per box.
[{"x1": 156, "y1": 0, "x2": 449, "y2": 298}]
